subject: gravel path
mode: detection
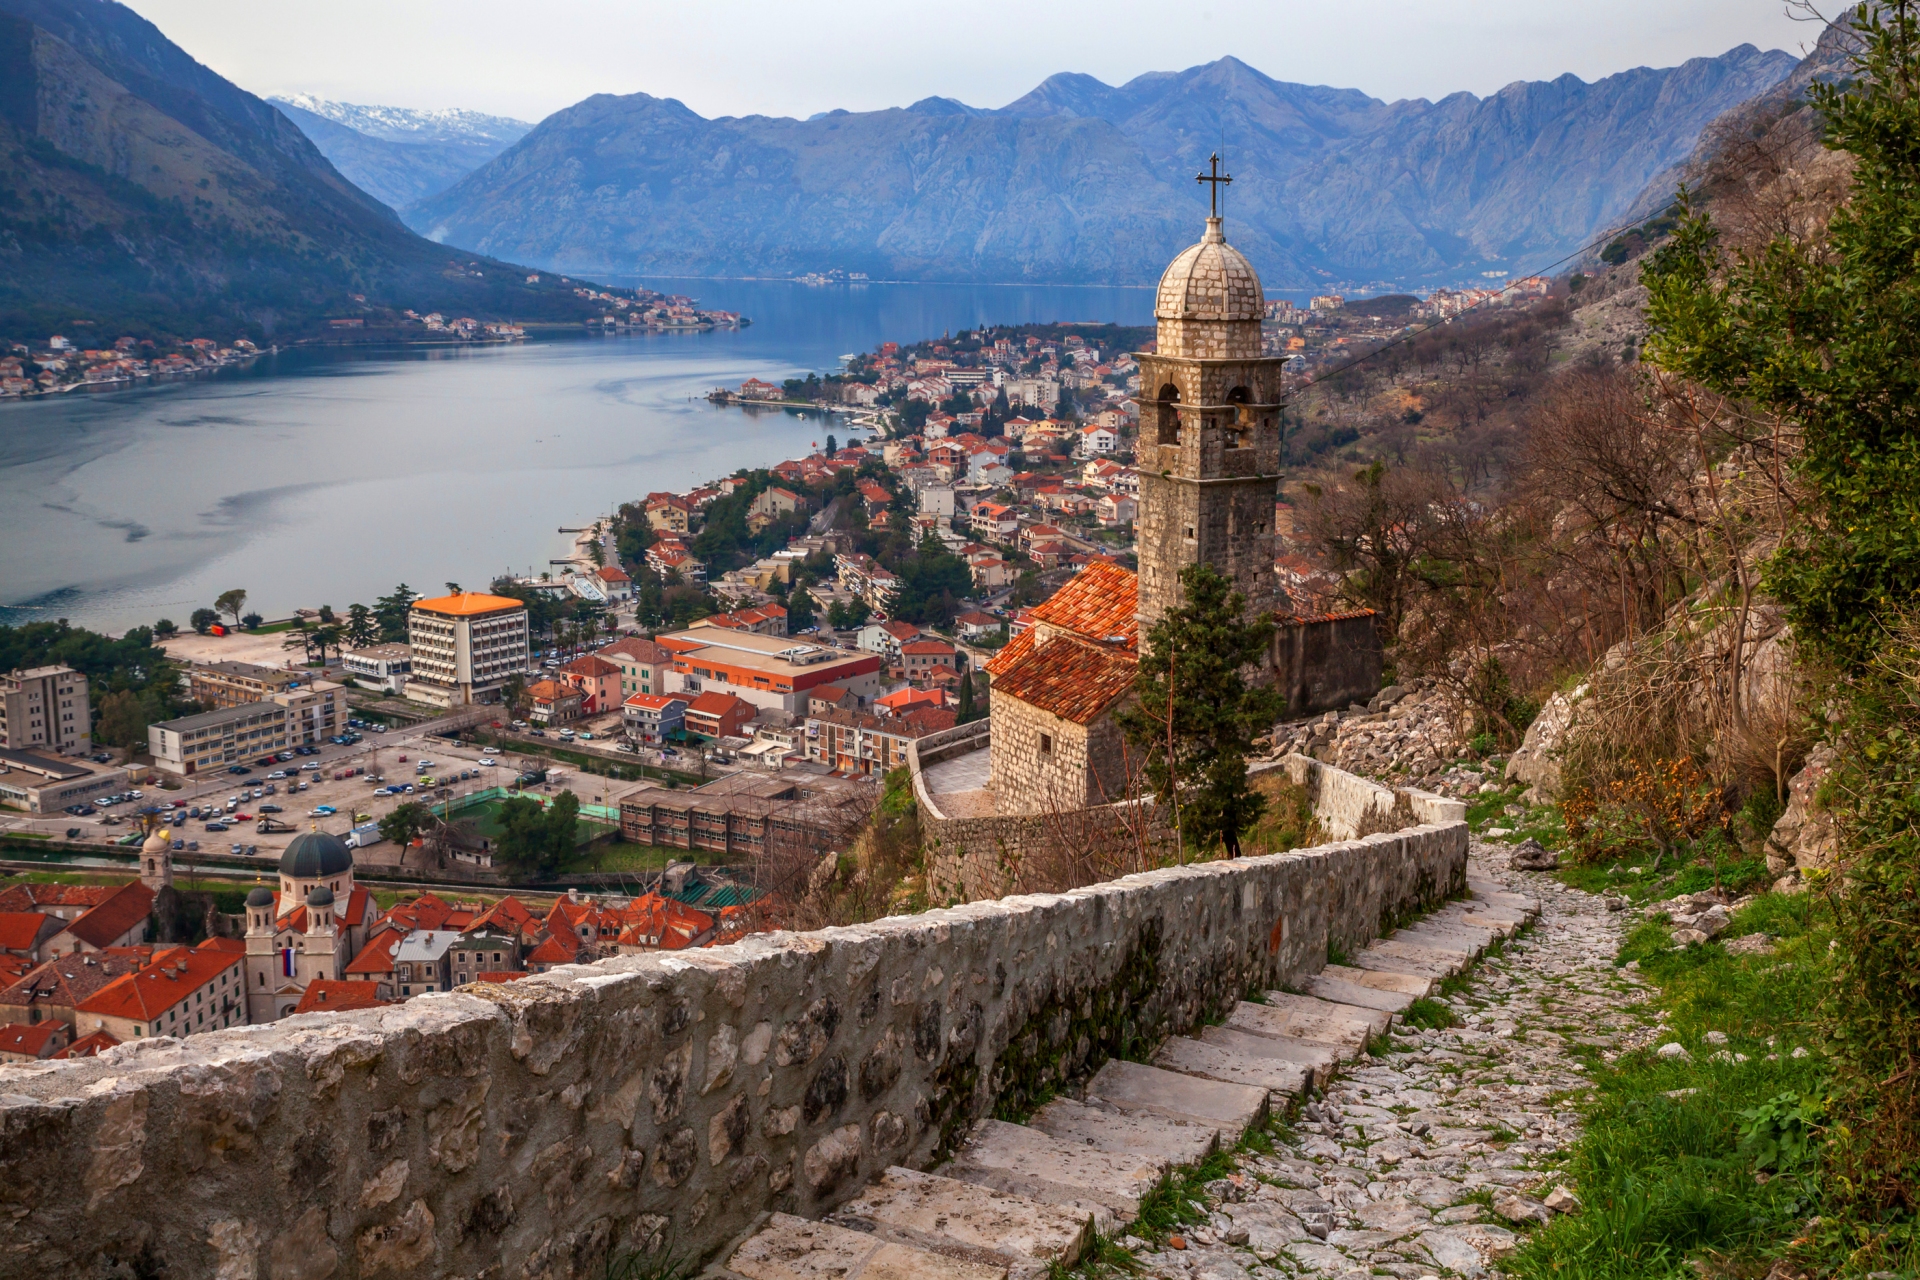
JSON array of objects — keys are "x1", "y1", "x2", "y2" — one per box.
[{"x1": 1124, "y1": 844, "x2": 1643, "y2": 1280}]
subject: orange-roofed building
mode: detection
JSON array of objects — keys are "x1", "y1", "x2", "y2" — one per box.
[
  {"x1": 42, "y1": 881, "x2": 154, "y2": 957},
  {"x1": 684, "y1": 691, "x2": 755, "y2": 742},
  {"x1": 527, "y1": 678, "x2": 582, "y2": 726},
  {"x1": 76, "y1": 944, "x2": 245, "y2": 1042},
  {"x1": 525, "y1": 929, "x2": 581, "y2": 973},
  {"x1": 0, "y1": 1019, "x2": 69, "y2": 1061},
  {"x1": 294, "y1": 980, "x2": 391, "y2": 1014},
  {"x1": 51, "y1": 1028, "x2": 120, "y2": 1059},
  {"x1": 557, "y1": 654, "x2": 623, "y2": 714},
  {"x1": 0, "y1": 912, "x2": 60, "y2": 961},
  {"x1": 876, "y1": 686, "x2": 945, "y2": 717},
  {"x1": 406, "y1": 591, "x2": 530, "y2": 709},
  {"x1": 344, "y1": 929, "x2": 402, "y2": 989},
  {"x1": 614, "y1": 893, "x2": 715, "y2": 952}
]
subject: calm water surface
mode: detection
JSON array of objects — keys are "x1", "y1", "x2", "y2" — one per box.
[{"x1": 0, "y1": 279, "x2": 1153, "y2": 632}]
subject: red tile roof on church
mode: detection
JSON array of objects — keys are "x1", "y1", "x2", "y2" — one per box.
[
  {"x1": 989, "y1": 635, "x2": 1138, "y2": 725},
  {"x1": 986, "y1": 562, "x2": 1137, "y2": 678},
  {"x1": 344, "y1": 930, "x2": 402, "y2": 976}
]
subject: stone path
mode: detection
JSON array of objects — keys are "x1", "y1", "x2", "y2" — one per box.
[{"x1": 703, "y1": 843, "x2": 1640, "y2": 1280}]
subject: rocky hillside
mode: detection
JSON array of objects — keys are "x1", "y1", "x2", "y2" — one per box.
[
  {"x1": 0, "y1": 0, "x2": 599, "y2": 340},
  {"x1": 270, "y1": 95, "x2": 530, "y2": 212},
  {"x1": 410, "y1": 47, "x2": 1794, "y2": 287}
]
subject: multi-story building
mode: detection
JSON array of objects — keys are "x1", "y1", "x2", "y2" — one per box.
[
  {"x1": 405, "y1": 592, "x2": 530, "y2": 708},
  {"x1": 185, "y1": 661, "x2": 296, "y2": 709},
  {"x1": 0, "y1": 666, "x2": 90, "y2": 755},
  {"x1": 599, "y1": 636, "x2": 675, "y2": 700},
  {"x1": 655, "y1": 627, "x2": 882, "y2": 717},
  {"x1": 274, "y1": 681, "x2": 346, "y2": 745},
  {"x1": 148, "y1": 701, "x2": 293, "y2": 775},
  {"x1": 340, "y1": 644, "x2": 413, "y2": 694},
  {"x1": 392, "y1": 930, "x2": 457, "y2": 997},
  {"x1": 622, "y1": 693, "x2": 688, "y2": 744},
  {"x1": 447, "y1": 929, "x2": 522, "y2": 987},
  {"x1": 805, "y1": 705, "x2": 954, "y2": 776},
  {"x1": 73, "y1": 940, "x2": 245, "y2": 1042}
]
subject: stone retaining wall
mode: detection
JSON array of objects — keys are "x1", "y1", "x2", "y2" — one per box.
[
  {"x1": 1270, "y1": 754, "x2": 1467, "y2": 841},
  {"x1": 0, "y1": 819, "x2": 1466, "y2": 1280}
]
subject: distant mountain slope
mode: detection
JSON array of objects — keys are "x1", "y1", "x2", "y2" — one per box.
[
  {"x1": 0, "y1": 0, "x2": 597, "y2": 340},
  {"x1": 412, "y1": 48, "x2": 1797, "y2": 287},
  {"x1": 269, "y1": 95, "x2": 530, "y2": 211}
]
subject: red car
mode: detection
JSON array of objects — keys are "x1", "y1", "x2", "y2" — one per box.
[{"x1": 232, "y1": 813, "x2": 252, "y2": 822}]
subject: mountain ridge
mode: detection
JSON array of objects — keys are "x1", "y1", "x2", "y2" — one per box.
[
  {"x1": 0, "y1": 0, "x2": 604, "y2": 340},
  {"x1": 409, "y1": 45, "x2": 1798, "y2": 288},
  {"x1": 269, "y1": 94, "x2": 529, "y2": 211}
]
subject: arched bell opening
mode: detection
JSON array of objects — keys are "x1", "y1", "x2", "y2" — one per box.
[{"x1": 1155, "y1": 383, "x2": 1182, "y2": 445}]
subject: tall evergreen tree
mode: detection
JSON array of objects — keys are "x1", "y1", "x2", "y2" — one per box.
[{"x1": 1118, "y1": 563, "x2": 1282, "y2": 858}]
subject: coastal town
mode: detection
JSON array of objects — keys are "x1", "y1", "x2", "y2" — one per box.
[{"x1": 0, "y1": 262, "x2": 1576, "y2": 1066}]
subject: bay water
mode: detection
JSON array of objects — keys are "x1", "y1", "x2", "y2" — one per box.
[{"x1": 0, "y1": 279, "x2": 1153, "y2": 633}]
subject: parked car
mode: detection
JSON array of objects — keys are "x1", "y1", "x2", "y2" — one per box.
[
  {"x1": 228, "y1": 765, "x2": 251, "y2": 775},
  {"x1": 478, "y1": 757, "x2": 497, "y2": 767},
  {"x1": 311, "y1": 805, "x2": 336, "y2": 817},
  {"x1": 267, "y1": 771, "x2": 287, "y2": 780},
  {"x1": 260, "y1": 804, "x2": 282, "y2": 814},
  {"x1": 205, "y1": 822, "x2": 228, "y2": 832}
]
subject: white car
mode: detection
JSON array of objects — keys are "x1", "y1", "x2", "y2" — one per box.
[
  {"x1": 268, "y1": 771, "x2": 287, "y2": 780},
  {"x1": 478, "y1": 758, "x2": 496, "y2": 767}
]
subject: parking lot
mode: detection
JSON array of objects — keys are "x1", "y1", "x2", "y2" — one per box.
[{"x1": 0, "y1": 718, "x2": 622, "y2": 874}]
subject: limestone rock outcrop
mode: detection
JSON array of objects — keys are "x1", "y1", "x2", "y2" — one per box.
[
  {"x1": 1767, "y1": 743, "x2": 1839, "y2": 885},
  {"x1": 1505, "y1": 687, "x2": 1584, "y2": 803}
]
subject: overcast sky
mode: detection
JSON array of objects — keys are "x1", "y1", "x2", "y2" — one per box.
[{"x1": 122, "y1": 0, "x2": 1820, "y2": 125}]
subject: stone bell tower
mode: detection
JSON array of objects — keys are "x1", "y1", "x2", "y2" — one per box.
[{"x1": 1135, "y1": 160, "x2": 1285, "y2": 638}]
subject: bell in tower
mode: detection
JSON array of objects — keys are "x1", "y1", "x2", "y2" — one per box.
[{"x1": 1134, "y1": 156, "x2": 1286, "y2": 639}]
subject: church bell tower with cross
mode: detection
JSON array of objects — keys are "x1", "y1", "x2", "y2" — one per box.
[{"x1": 1134, "y1": 155, "x2": 1287, "y2": 640}]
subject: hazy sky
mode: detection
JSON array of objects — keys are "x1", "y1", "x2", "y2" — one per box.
[{"x1": 123, "y1": 0, "x2": 1820, "y2": 125}]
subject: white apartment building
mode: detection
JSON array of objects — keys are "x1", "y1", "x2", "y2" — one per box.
[
  {"x1": 0, "y1": 666, "x2": 91, "y2": 755},
  {"x1": 341, "y1": 643, "x2": 413, "y2": 694},
  {"x1": 149, "y1": 701, "x2": 293, "y2": 776},
  {"x1": 405, "y1": 592, "x2": 531, "y2": 708}
]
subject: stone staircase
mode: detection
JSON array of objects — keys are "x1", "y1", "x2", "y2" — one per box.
[{"x1": 702, "y1": 877, "x2": 1540, "y2": 1279}]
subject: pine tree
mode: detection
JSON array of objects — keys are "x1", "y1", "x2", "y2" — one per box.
[{"x1": 1118, "y1": 563, "x2": 1282, "y2": 858}]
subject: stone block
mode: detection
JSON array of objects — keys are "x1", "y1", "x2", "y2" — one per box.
[
  {"x1": 1028, "y1": 1097, "x2": 1218, "y2": 1168},
  {"x1": 941, "y1": 1118, "x2": 1165, "y2": 1222},
  {"x1": 1152, "y1": 1035, "x2": 1310, "y2": 1101},
  {"x1": 1085, "y1": 1058, "x2": 1268, "y2": 1143},
  {"x1": 1319, "y1": 963, "x2": 1434, "y2": 998},
  {"x1": 824, "y1": 1166, "x2": 1090, "y2": 1278},
  {"x1": 1390, "y1": 923, "x2": 1489, "y2": 955},
  {"x1": 1300, "y1": 973, "x2": 1416, "y2": 1015},
  {"x1": 1233, "y1": 993, "x2": 1387, "y2": 1046},
  {"x1": 722, "y1": 1212, "x2": 1009, "y2": 1280},
  {"x1": 1198, "y1": 1024, "x2": 1345, "y2": 1084},
  {"x1": 1356, "y1": 938, "x2": 1469, "y2": 975}
]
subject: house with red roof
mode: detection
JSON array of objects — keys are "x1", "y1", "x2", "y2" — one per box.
[
  {"x1": 684, "y1": 691, "x2": 755, "y2": 741},
  {"x1": 594, "y1": 565, "x2": 633, "y2": 602},
  {"x1": 614, "y1": 892, "x2": 715, "y2": 952},
  {"x1": 75, "y1": 941, "x2": 245, "y2": 1042},
  {"x1": 623, "y1": 693, "x2": 688, "y2": 743},
  {"x1": 876, "y1": 687, "x2": 945, "y2": 717},
  {"x1": 599, "y1": 635, "x2": 676, "y2": 700},
  {"x1": 0, "y1": 912, "x2": 61, "y2": 962},
  {"x1": 42, "y1": 881, "x2": 154, "y2": 957},
  {"x1": 0, "y1": 1019, "x2": 69, "y2": 1061},
  {"x1": 294, "y1": 980, "x2": 390, "y2": 1015},
  {"x1": 557, "y1": 654, "x2": 623, "y2": 714},
  {"x1": 527, "y1": 678, "x2": 582, "y2": 725},
  {"x1": 51, "y1": 1028, "x2": 120, "y2": 1058},
  {"x1": 900, "y1": 639, "x2": 958, "y2": 681}
]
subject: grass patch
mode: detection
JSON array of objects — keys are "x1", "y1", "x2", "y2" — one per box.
[
  {"x1": 1507, "y1": 892, "x2": 1830, "y2": 1280},
  {"x1": 1403, "y1": 997, "x2": 1459, "y2": 1031}
]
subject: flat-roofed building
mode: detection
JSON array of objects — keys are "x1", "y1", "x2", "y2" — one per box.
[
  {"x1": 656, "y1": 627, "x2": 881, "y2": 717},
  {"x1": 0, "y1": 666, "x2": 90, "y2": 755},
  {"x1": 341, "y1": 644, "x2": 413, "y2": 694},
  {"x1": 0, "y1": 747, "x2": 126, "y2": 813},
  {"x1": 406, "y1": 592, "x2": 530, "y2": 708},
  {"x1": 149, "y1": 701, "x2": 292, "y2": 776},
  {"x1": 617, "y1": 771, "x2": 873, "y2": 857},
  {"x1": 185, "y1": 661, "x2": 296, "y2": 709}
]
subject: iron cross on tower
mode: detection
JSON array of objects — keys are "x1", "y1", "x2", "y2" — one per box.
[{"x1": 1196, "y1": 152, "x2": 1232, "y2": 217}]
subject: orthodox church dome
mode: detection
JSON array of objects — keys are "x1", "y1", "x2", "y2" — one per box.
[
  {"x1": 246, "y1": 884, "x2": 276, "y2": 908},
  {"x1": 306, "y1": 886, "x2": 335, "y2": 908},
  {"x1": 1155, "y1": 217, "x2": 1264, "y2": 323},
  {"x1": 280, "y1": 830, "x2": 353, "y2": 879}
]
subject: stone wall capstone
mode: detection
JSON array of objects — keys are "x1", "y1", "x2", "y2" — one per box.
[{"x1": 0, "y1": 820, "x2": 1465, "y2": 1279}]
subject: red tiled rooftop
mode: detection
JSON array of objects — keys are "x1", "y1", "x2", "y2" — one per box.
[
  {"x1": 294, "y1": 980, "x2": 390, "y2": 1014},
  {"x1": 990, "y1": 636, "x2": 1137, "y2": 725}
]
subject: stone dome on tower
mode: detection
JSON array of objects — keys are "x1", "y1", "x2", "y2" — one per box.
[
  {"x1": 1153, "y1": 217, "x2": 1264, "y2": 360},
  {"x1": 1156, "y1": 217, "x2": 1264, "y2": 323}
]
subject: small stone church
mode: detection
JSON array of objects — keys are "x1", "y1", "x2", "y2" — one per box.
[{"x1": 983, "y1": 209, "x2": 1381, "y2": 815}]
